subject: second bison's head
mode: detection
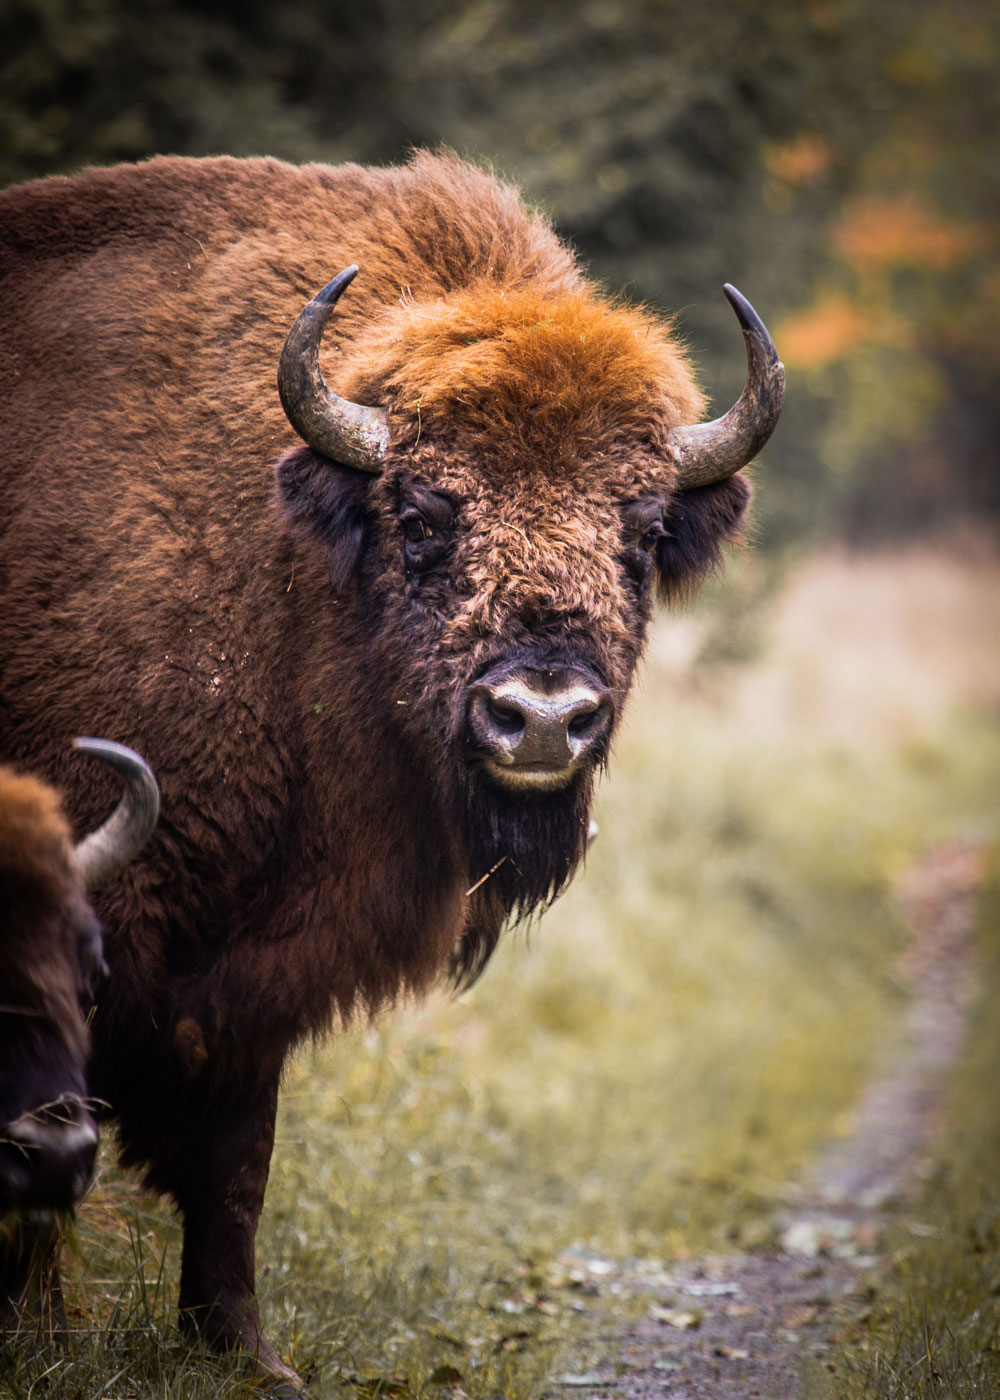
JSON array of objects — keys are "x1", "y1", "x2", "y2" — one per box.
[{"x1": 274, "y1": 268, "x2": 783, "y2": 974}]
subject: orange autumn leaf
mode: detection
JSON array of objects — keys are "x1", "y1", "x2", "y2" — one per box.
[
  {"x1": 834, "y1": 195, "x2": 984, "y2": 272},
  {"x1": 763, "y1": 133, "x2": 834, "y2": 185},
  {"x1": 775, "y1": 296, "x2": 874, "y2": 369}
]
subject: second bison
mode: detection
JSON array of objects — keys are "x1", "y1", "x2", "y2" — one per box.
[
  {"x1": 1, "y1": 740, "x2": 158, "y2": 1323},
  {"x1": 0, "y1": 150, "x2": 783, "y2": 1386}
]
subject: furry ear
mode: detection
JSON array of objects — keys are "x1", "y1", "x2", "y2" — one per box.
[
  {"x1": 274, "y1": 448, "x2": 374, "y2": 590},
  {"x1": 656, "y1": 474, "x2": 752, "y2": 604}
]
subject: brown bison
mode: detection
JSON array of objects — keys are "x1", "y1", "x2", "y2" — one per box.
[
  {"x1": 0, "y1": 151, "x2": 783, "y2": 1388},
  {"x1": 1, "y1": 739, "x2": 158, "y2": 1323}
]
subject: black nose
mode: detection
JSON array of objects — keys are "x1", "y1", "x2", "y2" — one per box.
[
  {"x1": 0, "y1": 1099, "x2": 98, "y2": 1211},
  {"x1": 469, "y1": 666, "x2": 613, "y2": 791}
]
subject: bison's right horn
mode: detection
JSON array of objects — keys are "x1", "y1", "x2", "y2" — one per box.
[
  {"x1": 72, "y1": 738, "x2": 160, "y2": 889},
  {"x1": 668, "y1": 285, "x2": 785, "y2": 490},
  {"x1": 278, "y1": 265, "x2": 390, "y2": 473}
]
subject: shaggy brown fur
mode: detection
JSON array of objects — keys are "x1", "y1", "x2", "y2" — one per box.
[{"x1": 0, "y1": 151, "x2": 752, "y2": 1386}]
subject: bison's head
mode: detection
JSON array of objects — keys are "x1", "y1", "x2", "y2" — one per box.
[
  {"x1": 0, "y1": 741, "x2": 158, "y2": 1211},
  {"x1": 275, "y1": 269, "x2": 782, "y2": 981}
]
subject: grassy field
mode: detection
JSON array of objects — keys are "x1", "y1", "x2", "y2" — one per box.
[{"x1": 4, "y1": 541, "x2": 998, "y2": 1399}]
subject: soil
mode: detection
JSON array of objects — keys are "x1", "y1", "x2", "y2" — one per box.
[{"x1": 550, "y1": 842, "x2": 985, "y2": 1400}]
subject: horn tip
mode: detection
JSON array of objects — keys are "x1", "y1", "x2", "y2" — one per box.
[
  {"x1": 722, "y1": 283, "x2": 755, "y2": 323},
  {"x1": 316, "y1": 265, "x2": 361, "y2": 304},
  {"x1": 73, "y1": 737, "x2": 160, "y2": 801}
]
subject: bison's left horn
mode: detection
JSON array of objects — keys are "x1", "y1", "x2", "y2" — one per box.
[
  {"x1": 278, "y1": 265, "x2": 390, "y2": 473},
  {"x1": 71, "y1": 738, "x2": 160, "y2": 889},
  {"x1": 668, "y1": 285, "x2": 785, "y2": 490}
]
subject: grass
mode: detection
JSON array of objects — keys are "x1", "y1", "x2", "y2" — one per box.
[{"x1": 3, "y1": 542, "x2": 998, "y2": 1399}]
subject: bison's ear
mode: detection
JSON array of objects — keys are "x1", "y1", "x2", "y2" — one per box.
[
  {"x1": 655, "y1": 474, "x2": 752, "y2": 604},
  {"x1": 275, "y1": 447, "x2": 374, "y2": 590}
]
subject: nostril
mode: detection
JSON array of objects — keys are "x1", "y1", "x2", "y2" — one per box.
[
  {"x1": 566, "y1": 697, "x2": 611, "y2": 746},
  {"x1": 567, "y1": 705, "x2": 600, "y2": 740},
  {"x1": 486, "y1": 697, "x2": 526, "y2": 739}
]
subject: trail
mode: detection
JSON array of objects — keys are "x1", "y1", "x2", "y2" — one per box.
[{"x1": 562, "y1": 841, "x2": 985, "y2": 1400}]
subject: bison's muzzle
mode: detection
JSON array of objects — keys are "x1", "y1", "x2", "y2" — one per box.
[
  {"x1": 468, "y1": 662, "x2": 612, "y2": 791},
  {"x1": 0, "y1": 1097, "x2": 98, "y2": 1213}
]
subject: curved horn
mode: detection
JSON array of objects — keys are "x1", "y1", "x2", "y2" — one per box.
[
  {"x1": 669, "y1": 285, "x2": 785, "y2": 490},
  {"x1": 278, "y1": 265, "x2": 390, "y2": 473},
  {"x1": 71, "y1": 738, "x2": 160, "y2": 889}
]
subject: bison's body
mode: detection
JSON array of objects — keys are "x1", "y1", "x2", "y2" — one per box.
[{"x1": 0, "y1": 152, "x2": 779, "y2": 1386}]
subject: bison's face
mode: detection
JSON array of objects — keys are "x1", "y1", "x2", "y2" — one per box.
[
  {"x1": 275, "y1": 273, "x2": 779, "y2": 956},
  {"x1": 374, "y1": 458, "x2": 751, "y2": 798}
]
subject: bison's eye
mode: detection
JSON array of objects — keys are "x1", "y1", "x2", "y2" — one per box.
[
  {"x1": 620, "y1": 498, "x2": 668, "y2": 595},
  {"x1": 401, "y1": 510, "x2": 442, "y2": 573},
  {"x1": 401, "y1": 514, "x2": 433, "y2": 544},
  {"x1": 621, "y1": 498, "x2": 667, "y2": 551},
  {"x1": 397, "y1": 476, "x2": 457, "y2": 578}
]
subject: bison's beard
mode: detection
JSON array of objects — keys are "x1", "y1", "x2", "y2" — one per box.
[{"x1": 449, "y1": 769, "x2": 595, "y2": 989}]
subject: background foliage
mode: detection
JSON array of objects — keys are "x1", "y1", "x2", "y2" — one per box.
[{"x1": 2, "y1": 0, "x2": 996, "y2": 547}]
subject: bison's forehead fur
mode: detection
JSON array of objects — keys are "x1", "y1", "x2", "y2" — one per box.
[{"x1": 350, "y1": 282, "x2": 706, "y2": 461}]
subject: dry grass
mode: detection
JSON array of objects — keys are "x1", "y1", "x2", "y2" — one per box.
[{"x1": 5, "y1": 538, "x2": 998, "y2": 1399}]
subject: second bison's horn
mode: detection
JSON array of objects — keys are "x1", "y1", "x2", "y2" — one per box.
[
  {"x1": 72, "y1": 738, "x2": 160, "y2": 889},
  {"x1": 278, "y1": 265, "x2": 390, "y2": 473},
  {"x1": 669, "y1": 285, "x2": 785, "y2": 490}
]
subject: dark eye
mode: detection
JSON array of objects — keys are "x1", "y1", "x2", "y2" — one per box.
[
  {"x1": 400, "y1": 507, "x2": 450, "y2": 577},
  {"x1": 619, "y1": 500, "x2": 668, "y2": 596},
  {"x1": 397, "y1": 480, "x2": 457, "y2": 579},
  {"x1": 402, "y1": 515, "x2": 432, "y2": 544}
]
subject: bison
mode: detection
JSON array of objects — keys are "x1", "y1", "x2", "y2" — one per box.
[
  {"x1": 1, "y1": 739, "x2": 158, "y2": 1325},
  {"x1": 0, "y1": 151, "x2": 783, "y2": 1389}
]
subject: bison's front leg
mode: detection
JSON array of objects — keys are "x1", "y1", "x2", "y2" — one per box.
[{"x1": 173, "y1": 1074, "x2": 304, "y2": 1395}]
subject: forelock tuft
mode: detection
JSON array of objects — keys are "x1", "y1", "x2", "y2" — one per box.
[{"x1": 344, "y1": 285, "x2": 705, "y2": 458}]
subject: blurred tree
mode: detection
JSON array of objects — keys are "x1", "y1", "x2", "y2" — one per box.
[{"x1": 1, "y1": 0, "x2": 995, "y2": 546}]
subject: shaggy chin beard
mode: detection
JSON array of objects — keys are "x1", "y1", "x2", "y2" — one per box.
[{"x1": 449, "y1": 765, "x2": 595, "y2": 989}]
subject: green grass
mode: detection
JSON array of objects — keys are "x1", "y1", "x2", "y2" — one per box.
[{"x1": 4, "y1": 552, "x2": 998, "y2": 1399}]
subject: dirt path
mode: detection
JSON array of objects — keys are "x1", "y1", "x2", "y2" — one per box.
[{"x1": 554, "y1": 842, "x2": 985, "y2": 1400}]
